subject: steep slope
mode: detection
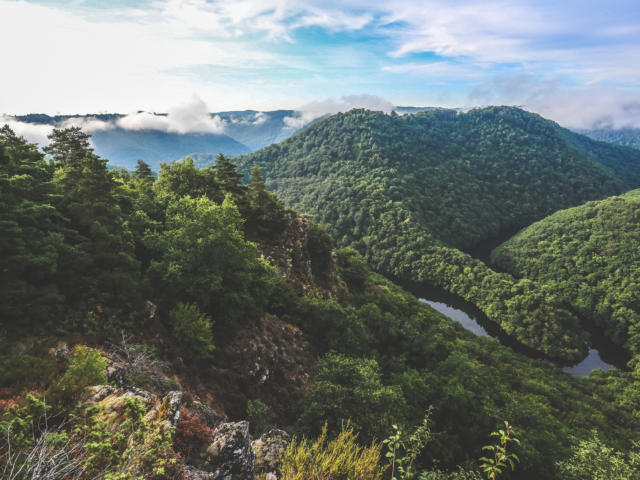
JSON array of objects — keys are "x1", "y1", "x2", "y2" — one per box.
[
  {"x1": 4, "y1": 124, "x2": 640, "y2": 480},
  {"x1": 236, "y1": 107, "x2": 640, "y2": 363},
  {"x1": 493, "y1": 189, "x2": 640, "y2": 356}
]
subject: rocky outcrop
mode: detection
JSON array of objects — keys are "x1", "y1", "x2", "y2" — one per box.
[
  {"x1": 201, "y1": 421, "x2": 254, "y2": 480},
  {"x1": 251, "y1": 429, "x2": 291, "y2": 478},
  {"x1": 254, "y1": 215, "x2": 315, "y2": 290},
  {"x1": 161, "y1": 390, "x2": 183, "y2": 427},
  {"x1": 217, "y1": 314, "x2": 314, "y2": 423}
]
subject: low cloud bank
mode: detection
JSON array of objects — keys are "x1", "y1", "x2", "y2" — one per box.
[
  {"x1": 0, "y1": 116, "x2": 54, "y2": 146},
  {"x1": 0, "y1": 96, "x2": 228, "y2": 147},
  {"x1": 117, "y1": 96, "x2": 226, "y2": 134},
  {"x1": 283, "y1": 95, "x2": 395, "y2": 129},
  {"x1": 470, "y1": 76, "x2": 640, "y2": 130}
]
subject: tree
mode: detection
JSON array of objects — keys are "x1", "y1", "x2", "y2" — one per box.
[
  {"x1": 43, "y1": 126, "x2": 92, "y2": 165},
  {"x1": 0, "y1": 125, "x2": 66, "y2": 332},
  {"x1": 49, "y1": 128, "x2": 140, "y2": 325},
  {"x1": 132, "y1": 159, "x2": 154, "y2": 183},
  {"x1": 146, "y1": 195, "x2": 271, "y2": 331},
  {"x1": 246, "y1": 163, "x2": 289, "y2": 238},
  {"x1": 298, "y1": 353, "x2": 405, "y2": 443},
  {"x1": 154, "y1": 157, "x2": 222, "y2": 205},
  {"x1": 213, "y1": 153, "x2": 247, "y2": 202}
]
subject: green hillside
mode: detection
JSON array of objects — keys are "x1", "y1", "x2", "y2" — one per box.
[
  {"x1": 493, "y1": 189, "x2": 640, "y2": 356},
  {"x1": 4, "y1": 124, "x2": 640, "y2": 479},
  {"x1": 236, "y1": 107, "x2": 640, "y2": 363}
]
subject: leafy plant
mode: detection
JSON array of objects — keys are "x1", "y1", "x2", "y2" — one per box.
[
  {"x1": 383, "y1": 409, "x2": 433, "y2": 480},
  {"x1": 478, "y1": 421, "x2": 520, "y2": 480},
  {"x1": 168, "y1": 302, "x2": 215, "y2": 363}
]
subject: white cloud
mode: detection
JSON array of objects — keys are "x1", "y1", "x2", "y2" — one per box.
[
  {"x1": 231, "y1": 111, "x2": 269, "y2": 125},
  {"x1": 117, "y1": 96, "x2": 226, "y2": 134},
  {"x1": 469, "y1": 75, "x2": 640, "y2": 130},
  {"x1": 283, "y1": 94, "x2": 395, "y2": 129},
  {"x1": 59, "y1": 117, "x2": 114, "y2": 132},
  {"x1": 0, "y1": 116, "x2": 53, "y2": 146}
]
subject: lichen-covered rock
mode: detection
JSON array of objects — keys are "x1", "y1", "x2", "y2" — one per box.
[
  {"x1": 251, "y1": 429, "x2": 291, "y2": 478},
  {"x1": 160, "y1": 390, "x2": 183, "y2": 427},
  {"x1": 85, "y1": 384, "x2": 115, "y2": 402},
  {"x1": 202, "y1": 421, "x2": 254, "y2": 480},
  {"x1": 183, "y1": 465, "x2": 216, "y2": 480}
]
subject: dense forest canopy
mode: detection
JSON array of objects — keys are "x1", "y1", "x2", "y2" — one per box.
[
  {"x1": 236, "y1": 106, "x2": 640, "y2": 364},
  {"x1": 3, "y1": 122, "x2": 640, "y2": 479},
  {"x1": 493, "y1": 188, "x2": 640, "y2": 357}
]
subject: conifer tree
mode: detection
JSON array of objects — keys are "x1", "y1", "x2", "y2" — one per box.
[{"x1": 0, "y1": 126, "x2": 65, "y2": 331}]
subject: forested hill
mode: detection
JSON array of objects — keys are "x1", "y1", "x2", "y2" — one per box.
[
  {"x1": 4, "y1": 123, "x2": 640, "y2": 479},
  {"x1": 238, "y1": 107, "x2": 640, "y2": 250},
  {"x1": 493, "y1": 189, "x2": 640, "y2": 357},
  {"x1": 236, "y1": 107, "x2": 640, "y2": 363}
]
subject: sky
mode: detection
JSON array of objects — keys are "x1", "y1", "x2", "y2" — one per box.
[{"x1": 1, "y1": 0, "x2": 639, "y2": 129}]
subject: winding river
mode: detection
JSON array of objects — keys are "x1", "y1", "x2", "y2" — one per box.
[{"x1": 403, "y1": 281, "x2": 628, "y2": 376}]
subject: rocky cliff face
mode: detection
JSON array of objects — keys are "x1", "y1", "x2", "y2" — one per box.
[{"x1": 84, "y1": 385, "x2": 291, "y2": 480}]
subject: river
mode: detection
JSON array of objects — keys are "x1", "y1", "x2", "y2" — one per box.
[{"x1": 402, "y1": 281, "x2": 627, "y2": 376}]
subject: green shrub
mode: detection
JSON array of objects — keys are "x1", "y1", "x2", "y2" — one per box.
[
  {"x1": 168, "y1": 302, "x2": 215, "y2": 363},
  {"x1": 247, "y1": 399, "x2": 274, "y2": 436},
  {"x1": 337, "y1": 247, "x2": 369, "y2": 291},
  {"x1": 279, "y1": 423, "x2": 385, "y2": 480},
  {"x1": 52, "y1": 345, "x2": 108, "y2": 406},
  {"x1": 307, "y1": 220, "x2": 334, "y2": 279}
]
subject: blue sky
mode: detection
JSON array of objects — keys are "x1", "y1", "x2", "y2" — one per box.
[{"x1": 1, "y1": 0, "x2": 639, "y2": 128}]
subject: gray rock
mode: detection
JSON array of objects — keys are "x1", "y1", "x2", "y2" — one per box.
[
  {"x1": 202, "y1": 421, "x2": 254, "y2": 480},
  {"x1": 183, "y1": 465, "x2": 216, "y2": 480},
  {"x1": 251, "y1": 429, "x2": 291, "y2": 478},
  {"x1": 85, "y1": 385, "x2": 115, "y2": 402}
]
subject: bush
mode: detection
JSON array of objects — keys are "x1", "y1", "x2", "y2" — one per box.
[
  {"x1": 307, "y1": 220, "x2": 334, "y2": 279},
  {"x1": 279, "y1": 423, "x2": 385, "y2": 480},
  {"x1": 246, "y1": 399, "x2": 274, "y2": 436},
  {"x1": 174, "y1": 405, "x2": 212, "y2": 460},
  {"x1": 337, "y1": 247, "x2": 369, "y2": 292},
  {"x1": 51, "y1": 345, "x2": 107, "y2": 406},
  {"x1": 168, "y1": 302, "x2": 215, "y2": 363}
]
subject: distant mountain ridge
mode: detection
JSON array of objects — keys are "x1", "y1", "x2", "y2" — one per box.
[
  {"x1": 12, "y1": 108, "x2": 444, "y2": 170},
  {"x1": 581, "y1": 127, "x2": 640, "y2": 151},
  {"x1": 13, "y1": 110, "x2": 300, "y2": 170}
]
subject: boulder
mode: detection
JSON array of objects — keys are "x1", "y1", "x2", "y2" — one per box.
[
  {"x1": 183, "y1": 465, "x2": 216, "y2": 480},
  {"x1": 160, "y1": 391, "x2": 183, "y2": 427},
  {"x1": 251, "y1": 429, "x2": 291, "y2": 478},
  {"x1": 202, "y1": 421, "x2": 254, "y2": 480}
]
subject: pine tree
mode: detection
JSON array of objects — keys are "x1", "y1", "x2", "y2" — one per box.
[
  {"x1": 0, "y1": 126, "x2": 66, "y2": 332},
  {"x1": 49, "y1": 128, "x2": 141, "y2": 326},
  {"x1": 246, "y1": 163, "x2": 289, "y2": 238},
  {"x1": 213, "y1": 153, "x2": 246, "y2": 198}
]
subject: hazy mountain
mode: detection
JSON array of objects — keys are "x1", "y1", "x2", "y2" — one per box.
[{"x1": 581, "y1": 127, "x2": 640, "y2": 150}]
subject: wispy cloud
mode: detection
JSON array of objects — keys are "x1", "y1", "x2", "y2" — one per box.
[
  {"x1": 0, "y1": 116, "x2": 54, "y2": 146},
  {"x1": 117, "y1": 96, "x2": 226, "y2": 134},
  {"x1": 470, "y1": 75, "x2": 640, "y2": 129},
  {"x1": 1, "y1": 0, "x2": 639, "y2": 125},
  {"x1": 283, "y1": 95, "x2": 395, "y2": 129}
]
